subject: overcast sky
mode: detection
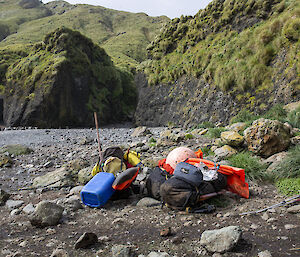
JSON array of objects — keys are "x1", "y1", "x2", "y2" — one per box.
[{"x1": 42, "y1": 0, "x2": 213, "y2": 18}]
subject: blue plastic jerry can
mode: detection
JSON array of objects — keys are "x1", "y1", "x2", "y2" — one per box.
[{"x1": 80, "y1": 172, "x2": 115, "y2": 207}]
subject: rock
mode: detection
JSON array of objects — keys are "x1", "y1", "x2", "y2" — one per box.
[
  {"x1": 50, "y1": 248, "x2": 69, "y2": 257},
  {"x1": 287, "y1": 205, "x2": 300, "y2": 214},
  {"x1": 244, "y1": 118, "x2": 290, "y2": 157},
  {"x1": 0, "y1": 189, "x2": 10, "y2": 206},
  {"x1": 79, "y1": 136, "x2": 94, "y2": 145},
  {"x1": 160, "y1": 227, "x2": 172, "y2": 237},
  {"x1": 148, "y1": 252, "x2": 170, "y2": 257},
  {"x1": 263, "y1": 152, "x2": 288, "y2": 173},
  {"x1": 284, "y1": 224, "x2": 298, "y2": 230},
  {"x1": 10, "y1": 209, "x2": 21, "y2": 216},
  {"x1": 22, "y1": 204, "x2": 35, "y2": 214},
  {"x1": 200, "y1": 226, "x2": 242, "y2": 253},
  {"x1": 111, "y1": 245, "x2": 136, "y2": 257},
  {"x1": 0, "y1": 144, "x2": 33, "y2": 156},
  {"x1": 258, "y1": 250, "x2": 272, "y2": 257},
  {"x1": 136, "y1": 197, "x2": 161, "y2": 207},
  {"x1": 262, "y1": 152, "x2": 288, "y2": 165},
  {"x1": 261, "y1": 212, "x2": 269, "y2": 221},
  {"x1": 284, "y1": 100, "x2": 300, "y2": 112},
  {"x1": 191, "y1": 128, "x2": 208, "y2": 136},
  {"x1": 226, "y1": 122, "x2": 246, "y2": 133},
  {"x1": 214, "y1": 145, "x2": 237, "y2": 159},
  {"x1": 77, "y1": 166, "x2": 93, "y2": 184},
  {"x1": 62, "y1": 197, "x2": 82, "y2": 212},
  {"x1": 5, "y1": 200, "x2": 24, "y2": 210},
  {"x1": 69, "y1": 185, "x2": 84, "y2": 195},
  {"x1": 74, "y1": 232, "x2": 98, "y2": 249},
  {"x1": 30, "y1": 201, "x2": 64, "y2": 227},
  {"x1": 43, "y1": 161, "x2": 54, "y2": 168},
  {"x1": 32, "y1": 167, "x2": 75, "y2": 188},
  {"x1": 221, "y1": 131, "x2": 244, "y2": 147},
  {"x1": 132, "y1": 126, "x2": 151, "y2": 137},
  {"x1": 291, "y1": 135, "x2": 300, "y2": 145},
  {"x1": 0, "y1": 154, "x2": 13, "y2": 167}
]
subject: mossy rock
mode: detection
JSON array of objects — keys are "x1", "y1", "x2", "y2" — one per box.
[
  {"x1": 0, "y1": 154, "x2": 13, "y2": 167},
  {"x1": 0, "y1": 144, "x2": 33, "y2": 156}
]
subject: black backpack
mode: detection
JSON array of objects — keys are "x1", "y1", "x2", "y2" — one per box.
[
  {"x1": 146, "y1": 167, "x2": 172, "y2": 200},
  {"x1": 101, "y1": 147, "x2": 124, "y2": 164},
  {"x1": 160, "y1": 172, "x2": 227, "y2": 210}
]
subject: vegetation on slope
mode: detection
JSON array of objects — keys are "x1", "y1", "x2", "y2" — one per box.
[
  {"x1": 4, "y1": 27, "x2": 136, "y2": 127},
  {"x1": 0, "y1": 0, "x2": 51, "y2": 41},
  {"x1": 143, "y1": 0, "x2": 299, "y2": 98},
  {"x1": 0, "y1": 0, "x2": 169, "y2": 69}
]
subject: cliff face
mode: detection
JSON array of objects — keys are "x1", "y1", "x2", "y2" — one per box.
[
  {"x1": 3, "y1": 27, "x2": 136, "y2": 128},
  {"x1": 135, "y1": 0, "x2": 300, "y2": 127}
]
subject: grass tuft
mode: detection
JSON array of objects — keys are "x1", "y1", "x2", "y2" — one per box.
[{"x1": 228, "y1": 152, "x2": 269, "y2": 181}]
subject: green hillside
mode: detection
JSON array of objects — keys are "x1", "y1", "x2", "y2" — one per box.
[
  {"x1": 0, "y1": 0, "x2": 51, "y2": 41},
  {"x1": 143, "y1": 0, "x2": 299, "y2": 96},
  {"x1": 0, "y1": 0, "x2": 169, "y2": 69}
]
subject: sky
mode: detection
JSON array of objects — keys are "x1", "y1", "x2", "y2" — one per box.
[{"x1": 42, "y1": 0, "x2": 213, "y2": 19}]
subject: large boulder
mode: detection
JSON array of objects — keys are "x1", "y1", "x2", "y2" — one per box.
[
  {"x1": 3, "y1": 27, "x2": 136, "y2": 128},
  {"x1": 200, "y1": 226, "x2": 242, "y2": 253},
  {"x1": 30, "y1": 201, "x2": 64, "y2": 227},
  {"x1": 244, "y1": 118, "x2": 291, "y2": 157}
]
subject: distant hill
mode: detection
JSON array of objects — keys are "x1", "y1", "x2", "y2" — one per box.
[
  {"x1": 3, "y1": 27, "x2": 137, "y2": 127},
  {"x1": 0, "y1": 0, "x2": 169, "y2": 68},
  {"x1": 135, "y1": 0, "x2": 300, "y2": 127}
]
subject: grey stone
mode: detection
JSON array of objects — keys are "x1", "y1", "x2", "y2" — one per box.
[
  {"x1": 136, "y1": 197, "x2": 161, "y2": 207},
  {"x1": 258, "y1": 250, "x2": 272, "y2": 257},
  {"x1": 214, "y1": 145, "x2": 237, "y2": 159},
  {"x1": 74, "y1": 232, "x2": 98, "y2": 249},
  {"x1": 111, "y1": 244, "x2": 136, "y2": 257},
  {"x1": 22, "y1": 204, "x2": 35, "y2": 214},
  {"x1": 0, "y1": 189, "x2": 10, "y2": 206},
  {"x1": 284, "y1": 224, "x2": 298, "y2": 230},
  {"x1": 79, "y1": 136, "x2": 94, "y2": 145},
  {"x1": 50, "y1": 248, "x2": 69, "y2": 257},
  {"x1": 148, "y1": 252, "x2": 170, "y2": 257},
  {"x1": 69, "y1": 185, "x2": 84, "y2": 195},
  {"x1": 132, "y1": 126, "x2": 151, "y2": 137},
  {"x1": 200, "y1": 226, "x2": 242, "y2": 253},
  {"x1": 43, "y1": 161, "x2": 54, "y2": 168},
  {"x1": 30, "y1": 201, "x2": 64, "y2": 227},
  {"x1": 10, "y1": 209, "x2": 21, "y2": 216},
  {"x1": 5, "y1": 200, "x2": 24, "y2": 210},
  {"x1": 32, "y1": 167, "x2": 75, "y2": 188},
  {"x1": 287, "y1": 205, "x2": 300, "y2": 214},
  {"x1": 77, "y1": 166, "x2": 93, "y2": 184}
]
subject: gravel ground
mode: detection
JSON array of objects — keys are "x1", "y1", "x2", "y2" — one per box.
[{"x1": 0, "y1": 127, "x2": 299, "y2": 257}]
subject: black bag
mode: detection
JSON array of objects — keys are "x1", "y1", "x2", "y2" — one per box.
[
  {"x1": 101, "y1": 147, "x2": 124, "y2": 163},
  {"x1": 146, "y1": 167, "x2": 172, "y2": 200},
  {"x1": 160, "y1": 172, "x2": 227, "y2": 210},
  {"x1": 173, "y1": 162, "x2": 203, "y2": 187}
]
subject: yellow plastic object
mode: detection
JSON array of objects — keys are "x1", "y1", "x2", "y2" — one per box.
[
  {"x1": 102, "y1": 157, "x2": 126, "y2": 176},
  {"x1": 91, "y1": 161, "x2": 101, "y2": 176},
  {"x1": 124, "y1": 150, "x2": 142, "y2": 166}
]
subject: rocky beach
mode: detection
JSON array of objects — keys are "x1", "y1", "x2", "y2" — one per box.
[{"x1": 0, "y1": 125, "x2": 299, "y2": 257}]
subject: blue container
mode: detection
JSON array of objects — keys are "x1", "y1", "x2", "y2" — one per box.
[{"x1": 80, "y1": 172, "x2": 115, "y2": 207}]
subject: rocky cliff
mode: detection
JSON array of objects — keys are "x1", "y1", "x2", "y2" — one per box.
[
  {"x1": 3, "y1": 27, "x2": 136, "y2": 128},
  {"x1": 135, "y1": 0, "x2": 300, "y2": 127}
]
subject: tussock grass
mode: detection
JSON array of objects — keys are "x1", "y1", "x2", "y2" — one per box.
[{"x1": 228, "y1": 152, "x2": 269, "y2": 182}]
